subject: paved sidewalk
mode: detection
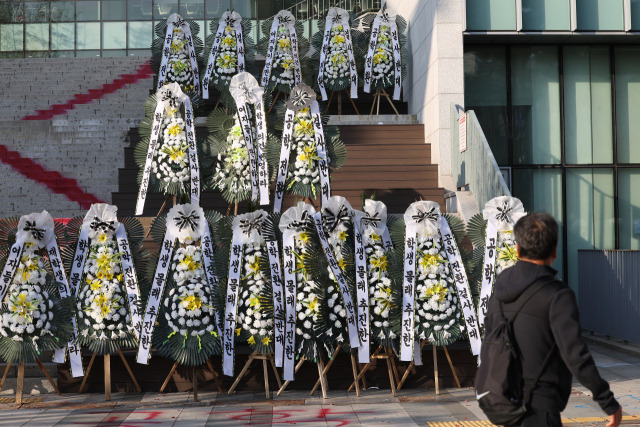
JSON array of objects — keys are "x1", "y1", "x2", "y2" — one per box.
[{"x1": 0, "y1": 341, "x2": 638, "y2": 426}]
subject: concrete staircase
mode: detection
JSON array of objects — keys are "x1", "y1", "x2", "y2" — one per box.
[{"x1": 0, "y1": 57, "x2": 153, "y2": 218}]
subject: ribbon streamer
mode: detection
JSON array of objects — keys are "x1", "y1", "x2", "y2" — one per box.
[
  {"x1": 317, "y1": 7, "x2": 358, "y2": 101},
  {"x1": 116, "y1": 223, "x2": 142, "y2": 339},
  {"x1": 312, "y1": 211, "x2": 360, "y2": 349},
  {"x1": 266, "y1": 239, "x2": 285, "y2": 368},
  {"x1": 203, "y1": 11, "x2": 245, "y2": 99},
  {"x1": 157, "y1": 13, "x2": 200, "y2": 95},
  {"x1": 273, "y1": 107, "x2": 296, "y2": 213},
  {"x1": 400, "y1": 220, "x2": 417, "y2": 362},
  {"x1": 136, "y1": 83, "x2": 200, "y2": 215},
  {"x1": 201, "y1": 223, "x2": 222, "y2": 338},
  {"x1": 363, "y1": 8, "x2": 402, "y2": 100},
  {"x1": 261, "y1": 10, "x2": 302, "y2": 88},
  {"x1": 0, "y1": 242, "x2": 23, "y2": 302},
  {"x1": 352, "y1": 214, "x2": 370, "y2": 363}
]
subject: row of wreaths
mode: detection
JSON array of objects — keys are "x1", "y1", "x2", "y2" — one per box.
[
  {"x1": 152, "y1": 7, "x2": 408, "y2": 104},
  {"x1": 0, "y1": 196, "x2": 525, "y2": 383}
]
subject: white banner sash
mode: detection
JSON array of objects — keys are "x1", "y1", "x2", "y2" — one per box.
[
  {"x1": 281, "y1": 231, "x2": 297, "y2": 381},
  {"x1": 235, "y1": 103, "x2": 259, "y2": 203},
  {"x1": 317, "y1": 8, "x2": 358, "y2": 100},
  {"x1": 184, "y1": 97, "x2": 201, "y2": 208},
  {"x1": 255, "y1": 101, "x2": 269, "y2": 205},
  {"x1": 203, "y1": 13, "x2": 244, "y2": 99},
  {"x1": 311, "y1": 102, "x2": 331, "y2": 207},
  {"x1": 222, "y1": 234, "x2": 243, "y2": 376},
  {"x1": 400, "y1": 226, "x2": 417, "y2": 362},
  {"x1": 266, "y1": 239, "x2": 286, "y2": 368},
  {"x1": 0, "y1": 242, "x2": 23, "y2": 302},
  {"x1": 136, "y1": 231, "x2": 175, "y2": 364},
  {"x1": 157, "y1": 17, "x2": 200, "y2": 95},
  {"x1": 438, "y1": 216, "x2": 481, "y2": 356},
  {"x1": 201, "y1": 223, "x2": 222, "y2": 338},
  {"x1": 353, "y1": 216, "x2": 370, "y2": 363},
  {"x1": 116, "y1": 223, "x2": 142, "y2": 340},
  {"x1": 312, "y1": 212, "x2": 360, "y2": 349},
  {"x1": 135, "y1": 102, "x2": 165, "y2": 216},
  {"x1": 477, "y1": 221, "x2": 498, "y2": 335},
  {"x1": 67, "y1": 226, "x2": 89, "y2": 298},
  {"x1": 273, "y1": 108, "x2": 295, "y2": 213},
  {"x1": 261, "y1": 13, "x2": 302, "y2": 88}
]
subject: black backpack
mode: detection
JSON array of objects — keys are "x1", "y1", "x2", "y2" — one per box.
[{"x1": 475, "y1": 280, "x2": 557, "y2": 426}]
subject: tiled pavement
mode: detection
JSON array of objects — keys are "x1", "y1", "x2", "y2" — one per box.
[{"x1": 0, "y1": 341, "x2": 638, "y2": 426}]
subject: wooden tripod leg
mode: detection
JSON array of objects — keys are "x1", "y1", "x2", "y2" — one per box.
[
  {"x1": 389, "y1": 349, "x2": 401, "y2": 385},
  {"x1": 206, "y1": 360, "x2": 224, "y2": 393},
  {"x1": 384, "y1": 90, "x2": 399, "y2": 116},
  {"x1": 117, "y1": 349, "x2": 142, "y2": 393},
  {"x1": 277, "y1": 357, "x2": 305, "y2": 396},
  {"x1": 36, "y1": 359, "x2": 60, "y2": 395},
  {"x1": 370, "y1": 90, "x2": 377, "y2": 115},
  {"x1": 310, "y1": 346, "x2": 340, "y2": 395},
  {"x1": 350, "y1": 353, "x2": 360, "y2": 397},
  {"x1": 397, "y1": 359, "x2": 414, "y2": 391},
  {"x1": 228, "y1": 350, "x2": 257, "y2": 395},
  {"x1": 433, "y1": 345, "x2": 439, "y2": 395},
  {"x1": 316, "y1": 358, "x2": 328, "y2": 399},
  {"x1": 269, "y1": 355, "x2": 283, "y2": 390},
  {"x1": 386, "y1": 354, "x2": 397, "y2": 397},
  {"x1": 267, "y1": 91, "x2": 281, "y2": 114},
  {"x1": 234, "y1": 202, "x2": 238, "y2": 216},
  {"x1": 376, "y1": 89, "x2": 381, "y2": 115},
  {"x1": 262, "y1": 358, "x2": 270, "y2": 399},
  {"x1": 347, "y1": 90, "x2": 360, "y2": 115},
  {"x1": 226, "y1": 203, "x2": 232, "y2": 216},
  {"x1": 145, "y1": 197, "x2": 171, "y2": 237},
  {"x1": 443, "y1": 346, "x2": 461, "y2": 388},
  {"x1": 15, "y1": 362, "x2": 24, "y2": 405},
  {"x1": 347, "y1": 346, "x2": 382, "y2": 392},
  {"x1": 0, "y1": 360, "x2": 11, "y2": 392},
  {"x1": 192, "y1": 366, "x2": 198, "y2": 403},
  {"x1": 160, "y1": 361, "x2": 179, "y2": 393},
  {"x1": 79, "y1": 352, "x2": 97, "y2": 393},
  {"x1": 327, "y1": 90, "x2": 335, "y2": 108},
  {"x1": 104, "y1": 353, "x2": 111, "y2": 401}
]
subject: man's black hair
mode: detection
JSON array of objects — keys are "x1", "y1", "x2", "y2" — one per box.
[{"x1": 513, "y1": 212, "x2": 558, "y2": 260}]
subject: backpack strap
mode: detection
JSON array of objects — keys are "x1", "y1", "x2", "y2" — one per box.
[{"x1": 498, "y1": 279, "x2": 558, "y2": 322}]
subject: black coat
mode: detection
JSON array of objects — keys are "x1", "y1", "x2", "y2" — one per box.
[{"x1": 485, "y1": 260, "x2": 620, "y2": 415}]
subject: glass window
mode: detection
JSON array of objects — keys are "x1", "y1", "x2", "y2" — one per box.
[
  {"x1": 76, "y1": 49, "x2": 100, "y2": 56},
  {"x1": 24, "y1": 24, "x2": 49, "y2": 50},
  {"x1": 127, "y1": 48, "x2": 151, "y2": 56},
  {"x1": 563, "y1": 46, "x2": 613, "y2": 164},
  {"x1": 102, "y1": 0, "x2": 126, "y2": 20},
  {"x1": 180, "y1": 0, "x2": 204, "y2": 19},
  {"x1": 128, "y1": 21, "x2": 152, "y2": 49},
  {"x1": 619, "y1": 169, "x2": 640, "y2": 250},
  {"x1": 566, "y1": 169, "x2": 614, "y2": 293},
  {"x1": 632, "y1": 0, "x2": 640, "y2": 30},
  {"x1": 103, "y1": 21, "x2": 125, "y2": 49},
  {"x1": 0, "y1": 24, "x2": 23, "y2": 51},
  {"x1": 512, "y1": 168, "x2": 564, "y2": 276},
  {"x1": 154, "y1": 0, "x2": 178, "y2": 19},
  {"x1": 205, "y1": 0, "x2": 224, "y2": 18},
  {"x1": 576, "y1": 0, "x2": 624, "y2": 30},
  {"x1": 103, "y1": 49, "x2": 126, "y2": 56},
  {"x1": 128, "y1": 0, "x2": 153, "y2": 19},
  {"x1": 466, "y1": 0, "x2": 517, "y2": 31},
  {"x1": 24, "y1": 2, "x2": 49, "y2": 22},
  {"x1": 51, "y1": 23, "x2": 75, "y2": 50},
  {"x1": 76, "y1": 22, "x2": 100, "y2": 49},
  {"x1": 51, "y1": 2, "x2": 75, "y2": 22},
  {"x1": 511, "y1": 46, "x2": 561, "y2": 165},
  {"x1": 76, "y1": 1, "x2": 100, "y2": 21},
  {"x1": 234, "y1": 0, "x2": 255, "y2": 19},
  {"x1": 464, "y1": 46, "x2": 509, "y2": 166},
  {"x1": 522, "y1": 0, "x2": 570, "y2": 30},
  {"x1": 50, "y1": 50, "x2": 75, "y2": 57},
  {"x1": 0, "y1": 2, "x2": 24, "y2": 23},
  {"x1": 615, "y1": 47, "x2": 640, "y2": 163}
]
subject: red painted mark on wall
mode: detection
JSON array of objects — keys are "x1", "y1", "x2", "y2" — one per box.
[
  {"x1": 0, "y1": 144, "x2": 103, "y2": 209},
  {"x1": 21, "y1": 61, "x2": 154, "y2": 121}
]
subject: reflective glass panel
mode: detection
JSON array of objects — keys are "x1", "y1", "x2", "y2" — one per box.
[
  {"x1": 24, "y1": 2, "x2": 49, "y2": 22},
  {"x1": 633, "y1": 0, "x2": 640, "y2": 29},
  {"x1": 522, "y1": 0, "x2": 570, "y2": 30},
  {"x1": 619, "y1": 169, "x2": 640, "y2": 250},
  {"x1": 128, "y1": 21, "x2": 152, "y2": 49},
  {"x1": 154, "y1": 0, "x2": 178, "y2": 19},
  {"x1": 128, "y1": 0, "x2": 153, "y2": 19},
  {"x1": 576, "y1": 0, "x2": 624, "y2": 30},
  {"x1": 102, "y1": 0, "x2": 126, "y2": 20},
  {"x1": 205, "y1": 0, "x2": 224, "y2": 18},
  {"x1": 0, "y1": 24, "x2": 23, "y2": 51},
  {"x1": 26, "y1": 23, "x2": 50, "y2": 50},
  {"x1": 466, "y1": 0, "x2": 516, "y2": 31},
  {"x1": 511, "y1": 46, "x2": 561, "y2": 165},
  {"x1": 615, "y1": 47, "x2": 640, "y2": 163},
  {"x1": 180, "y1": 0, "x2": 204, "y2": 19},
  {"x1": 76, "y1": 22, "x2": 100, "y2": 49},
  {"x1": 51, "y1": 2, "x2": 75, "y2": 22},
  {"x1": 76, "y1": 49, "x2": 100, "y2": 56},
  {"x1": 76, "y1": 1, "x2": 100, "y2": 20},
  {"x1": 103, "y1": 21, "x2": 125, "y2": 49},
  {"x1": 51, "y1": 23, "x2": 75, "y2": 50}
]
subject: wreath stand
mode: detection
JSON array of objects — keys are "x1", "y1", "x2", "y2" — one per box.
[
  {"x1": 396, "y1": 342, "x2": 461, "y2": 395},
  {"x1": 144, "y1": 195, "x2": 177, "y2": 238},
  {"x1": 347, "y1": 345, "x2": 401, "y2": 396},
  {"x1": 159, "y1": 359, "x2": 224, "y2": 402},
  {"x1": 78, "y1": 350, "x2": 142, "y2": 400},
  {"x1": 226, "y1": 201, "x2": 239, "y2": 216},
  {"x1": 0, "y1": 360, "x2": 61, "y2": 404},
  {"x1": 276, "y1": 355, "x2": 329, "y2": 398},
  {"x1": 267, "y1": 91, "x2": 288, "y2": 114},
  {"x1": 370, "y1": 88, "x2": 399, "y2": 116},
  {"x1": 327, "y1": 90, "x2": 360, "y2": 116},
  {"x1": 226, "y1": 350, "x2": 283, "y2": 399},
  {"x1": 308, "y1": 346, "x2": 362, "y2": 397}
]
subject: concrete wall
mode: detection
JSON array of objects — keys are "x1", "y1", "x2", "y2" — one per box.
[{"x1": 385, "y1": 0, "x2": 465, "y2": 189}]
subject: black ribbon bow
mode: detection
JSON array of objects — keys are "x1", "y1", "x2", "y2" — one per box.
[
  {"x1": 495, "y1": 202, "x2": 513, "y2": 223},
  {"x1": 173, "y1": 17, "x2": 185, "y2": 28},
  {"x1": 323, "y1": 205, "x2": 351, "y2": 233},
  {"x1": 174, "y1": 210, "x2": 200, "y2": 232},
  {"x1": 361, "y1": 211, "x2": 382, "y2": 228},
  {"x1": 23, "y1": 221, "x2": 46, "y2": 241},
  {"x1": 239, "y1": 213, "x2": 264, "y2": 237},
  {"x1": 90, "y1": 216, "x2": 116, "y2": 233},
  {"x1": 290, "y1": 88, "x2": 312, "y2": 107},
  {"x1": 161, "y1": 91, "x2": 180, "y2": 108},
  {"x1": 287, "y1": 210, "x2": 310, "y2": 231},
  {"x1": 412, "y1": 207, "x2": 438, "y2": 224},
  {"x1": 332, "y1": 13, "x2": 343, "y2": 25},
  {"x1": 225, "y1": 14, "x2": 237, "y2": 27},
  {"x1": 278, "y1": 14, "x2": 292, "y2": 25}
]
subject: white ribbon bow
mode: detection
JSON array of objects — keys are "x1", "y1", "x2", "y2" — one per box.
[
  {"x1": 85, "y1": 203, "x2": 118, "y2": 237},
  {"x1": 233, "y1": 210, "x2": 268, "y2": 245},
  {"x1": 286, "y1": 83, "x2": 316, "y2": 112},
  {"x1": 355, "y1": 200, "x2": 387, "y2": 236},
  {"x1": 377, "y1": 7, "x2": 397, "y2": 24},
  {"x1": 167, "y1": 203, "x2": 206, "y2": 243},
  {"x1": 221, "y1": 10, "x2": 242, "y2": 27},
  {"x1": 483, "y1": 196, "x2": 526, "y2": 232},
  {"x1": 327, "y1": 7, "x2": 350, "y2": 27},
  {"x1": 275, "y1": 9, "x2": 295, "y2": 30},
  {"x1": 321, "y1": 196, "x2": 353, "y2": 233},
  {"x1": 230, "y1": 72, "x2": 264, "y2": 105},
  {"x1": 167, "y1": 12, "x2": 186, "y2": 28},
  {"x1": 158, "y1": 82, "x2": 188, "y2": 110},
  {"x1": 280, "y1": 202, "x2": 315, "y2": 234},
  {"x1": 403, "y1": 201, "x2": 440, "y2": 236},
  {"x1": 17, "y1": 211, "x2": 54, "y2": 248}
]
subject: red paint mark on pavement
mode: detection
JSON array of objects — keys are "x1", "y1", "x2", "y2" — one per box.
[
  {"x1": 215, "y1": 407, "x2": 372, "y2": 426},
  {"x1": 0, "y1": 144, "x2": 103, "y2": 209},
  {"x1": 74, "y1": 410, "x2": 164, "y2": 426},
  {"x1": 22, "y1": 61, "x2": 154, "y2": 121}
]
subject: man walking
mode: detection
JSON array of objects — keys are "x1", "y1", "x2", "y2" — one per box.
[{"x1": 483, "y1": 212, "x2": 622, "y2": 426}]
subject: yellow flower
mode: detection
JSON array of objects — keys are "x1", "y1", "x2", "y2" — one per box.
[
  {"x1": 97, "y1": 233, "x2": 108, "y2": 243},
  {"x1": 338, "y1": 230, "x2": 348, "y2": 241},
  {"x1": 281, "y1": 58, "x2": 293, "y2": 70},
  {"x1": 262, "y1": 336, "x2": 272, "y2": 345},
  {"x1": 498, "y1": 245, "x2": 518, "y2": 262},
  {"x1": 248, "y1": 257, "x2": 261, "y2": 276},
  {"x1": 248, "y1": 295, "x2": 260, "y2": 309},
  {"x1": 170, "y1": 39, "x2": 184, "y2": 53},
  {"x1": 298, "y1": 233, "x2": 310, "y2": 244},
  {"x1": 116, "y1": 274, "x2": 124, "y2": 282},
  {"x1": 10, "y1": 292, "x2": 38, "y2": 319},
  {"x1": 307, "y1": 297, "x2": 318, "y2": 313},
  {"x1": 331, "y1": 34, "x2": 345, "y2": 44},
  {"x1": 181, "y1": 294, "x2": 202, "y2": 311},
  {"x1": 167, "y1": 123, "x2": 181, "y2": 136},
  {"x1": 90, "y1": 280, "x2": 102, "y2": 291},
  {"x1": 338, "y1": 258, "x2": 346, "y2": 270},
  {"x1": 277, "y1": 38, "x2": 291, "y2": 49},
  {"x1": 295, "y1": 119, "x2": 313, "y2": 136},
  {"x1": 247, "y1": 335, "x2": 256, "y2": 345},
  {"x1": 420, "y1": 253, "x2": 444, "y2": 269},
  {"x1": 425, "y1": 282, "x2": 448, "y2": 302},
  {"x1": 236, "y1": 327, "x2": 242, "y2": 336},
  {"x1": 163, "y1": 145, "x2": 187, "y2": 163},
  {"x1": 373, "y1": 48, "x2": 388, "y2": 64},
  {"x1": 370, "y1": 255, "x2": 388, "y2": 272},
  {"x1": 222, "y1": 35, "x2": 236, "y2": 48},
  {"x1": 299, "y1": 107, "x2": 310, "y2": 115},
  {"x1": 179, "y1": 254, "x2": 200, "y2": 271},
  {"x1": 370, "y1": 233, "x2": 381, "y2": 242},
  {"x1": 330, "y1": 52, "x2": 346, "y2": 66}
]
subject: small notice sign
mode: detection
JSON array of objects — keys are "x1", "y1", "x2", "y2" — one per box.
[{"x1": 459, "y1": 112, "x2": 467, "y2": 153}]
